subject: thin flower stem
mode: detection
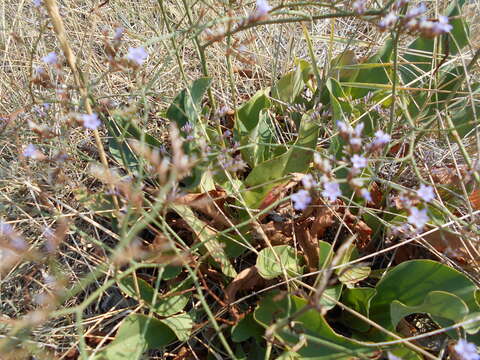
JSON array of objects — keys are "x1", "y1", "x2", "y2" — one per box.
[{"x1": 43, "y1": 0, "x2": 119, "y2": 212}]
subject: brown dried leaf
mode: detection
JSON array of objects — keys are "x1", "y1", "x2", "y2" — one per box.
[
  {"x1": 261, "y1": 220, "x2": 292, "y2": 245},
  {"x1": 311, "y1": 204, "x2": 337, "y2": 238},
  {"x1": 224, "y1": 266, "x2": 263, "y2": 304},
  {"x1": 469, "y1": 189, "x2": 480, "y2": 210},
  {"x1": 259, "y1": 173, "x2": 303, "y2": 213},
  {"x1": 431, "y1": 165, "x2": 468, "y2": 186},
  {"x1": 368, "y1": 182, "x2": 383, "y2": 208},
  {"x1": 296, "y1": 222, "x2": 319, "y2": 272},
  {"x1": 344, "y1": 210, "x2": 372, "y2": 250},
  {"x1": 174, "y1": 188, "x2": 231, "y2": 229}
]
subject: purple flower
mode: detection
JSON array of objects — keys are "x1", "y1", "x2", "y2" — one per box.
[
  {"x1": 181, "y1": 122, "x2": 194, "y2": 134},
  {"x1": 81, "y1": 113, "x2": 101, "y2": 130},
  {"x1": 406, "y1": 3, "x2": 426, "y2": 18},
  {"x1": 417, "y1": 184, "x2": 435, "y2": 202},
  {"x1": 0, "y1": 222, "x2": 14, "y2": 236},
  {"x1": 350, "y1": 137, "x2": 362, "y2": 148},
  {"x1": 379, "y1": 12, "x2": 398, "y2": 30},
  {"x1": 388, "y1": 353, "x2": 402, "y2": 360},
  {"x1": 354, "y1": 122, "x2": 364, "y2": 137},
  {"x1": 114, "y1": 27, "x2": 124, "y2": 41},
  {"x1": 301, "y1": 174, "x2": 317, "y2": 190},
  {"x1": 393, "y1": 0, "x2": 409, "y2": 9},
  {"x1": 322, "y1": 181, "x2": 342, "y2": 202},
  {"x1": 351, "y1": 154, "x2": 367, "y2": 169},
  {"x1": 33, "y1": 0, "x2": 42, "y2": 7},
  {"x1": 454, "y1": 339, "x2": 479, "y2": 360},
  {"x1": 373, "y1": 130, "x2": 391, "y2": 146},
  {"x1": 23, "y1": 144, "x2": 41, "y2": 159},
  {"x1": 254, "y1": 0, "x2": 272, "y2": 18},
  {"x1": 42, "y1": 52, "x2": 58, "y2": 65},
  {"x1": 353, "y1": 0, "x2": 367, "y2": 14},
  {"x1": 360, "y1": 188, "x2": 372, "y2": 202},
  {"x1": 407, "y1": 207, "x2": 429, "y2": 230},
  {"x1": 337, "y1": 120, "x2": 351, "y2": 134},
  {"x1": 291, "y1": 189, "x2": 311, "y2": 211},
  {"x1": 126, "y1": 47, "x2": 148, "y2": 66},
  {"x1": 432, "y1": 15, "x2": 452, "y2": 34}
]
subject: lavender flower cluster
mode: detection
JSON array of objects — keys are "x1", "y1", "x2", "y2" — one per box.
[
  {"x1": 291, "y1": 121, "x2": 391, "y2": 211},
  {"x1": 377, "y1": 0, "x2": 452, "y2": 37}
]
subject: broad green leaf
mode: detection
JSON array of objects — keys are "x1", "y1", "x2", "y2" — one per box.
[
  {"x1": 243, "y1": 112, "x2": 320, "y2": 208},
  {"x1": 388, "y1": 345, "x2": 423, "y2": 360},
  {"x1": 318, "y1": 240, "x2": 334, "y2": 269},
  {"x1": 109, "y1": 114, "x2": 163, "y2": 148},
  {"x1": 256, "y1": 245, "x2": 302, "y2": 280},
  {"x1": 341, "y1": 287, "x2": 376, "y2": 332},
  {"x1": 463, "y1": 312, "x2": 480, "y2": 334},
  {"x1": 170, "y1": 204, "x2": 237, "y2": 278},
  {"x1": 118, "y1": 276, "x2": 188, "y2": 317},
  {"x1": 107, "y1": 123, "x2": 139, "y2": 173},
  {"x1": 254, "y1": 292, "x2": 376, "y2": 359},
  {"x1": 349, "y1": 39, "x2": 393, "y2": 99},
  {"x1": 338, "y1": 266, "x2": 371, "y2": 288},
  {"x1": 390, "y1": 291, "x2": 469, "y2": 329},
  {"x1": 326, "y1": 78, "x2": 351, "y2": 158},
  {"x1": 320, "y1": 284, "x2": 343, "y2": 311},
  {"x1": 231, "y1": 313, "x2": 264, "y2": 343},
  {"x1": 316, "y1": 241, "x2": 343, "y2": 310},
  {"x1": 93, "y1": 314, "x2": 175, "y2": 360},
  {"x1": 451, "y1": 101, "x2": 480, "y2": 138},
  {"x1": 166, "y1": 77, "x2": 212, "y2": 128},
  {"x1": 271, "y1": 64, "x2": 305, "y2": 105},
  {"x1": 160, "y1": 313, "x2": 193, "y2": 342},
  {"x1": 330, "y1": 50, "x2": 359, "y2": 83},
  {"x1": 106, "y1": 114, "x2": 162, "y2": 173},
  {"x1": 369, "y1": 260, "x2": 480, "y2": 332},
  {"x1": 400, "y1": 0, "x2": 469, "y2": 85},
  {"x1": 234, "y1": 89, "x2": 273, "y2": 166}
]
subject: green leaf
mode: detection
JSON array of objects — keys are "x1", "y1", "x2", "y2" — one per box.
[
  {"x1": 340, "y1": 287, "x2": 376, "y2": 332},
  {"x1": 338, "y1": 266, "x2": 371, "y2": 288},
  {"x1": 234, "y1": 89, "x2": 273, "y2": 167},
  {"x1": 254, "y1": 292, "x2": 376, "y2": 359},
  {"x1": 390, "y1": 291, "x2": 469, "y2": 329},
  {"x1": 318, "y1": 240, "x2": 334, "y2": 269},
  {"x1": 320, "y1": 284, "x2": 343, "y2": 311},
  {"x1": 400, "y1": 0, "x2": 469, "y2": 85},
  {"x1": 463, "y1": 312, "x2": 480, "y2": 334},
  {"x1": 243, "y1": 112, "x2": 320, "y2": 208},
  {"x1": 170, "y1": 204, "x2": 237, "y2": 278},
  {"x1": 106, "y1": 115, "x2": 162, "y2": 173},
  {"x1": 118, "y1": 276, "x2": 188, "y2": 317},
  {"x1": 271, "y1": 64, "x2": 305, "y2": 105},
  {"x1": 256, "y1": 245, "x2": 302, "y2": 280},
  {"x1": 330, "y1": 50, "x2": 359, "y2": 83},
  {"x1": 93, "y1": 314, "x2": 175, "y2": 360},
  {"x1": 369, "y1": 260, "x2": 480, "y2": 332},
  {"x1": 450, "y1": 101, "x2": 480, "y2": 138},
  {"x1": 160, "y1": 313, "x2": 193, "y2": 342},
  {"x1": 231, "y1": 313, "x2": 264, "y2": 343},
  {"x1": 166, "y1": 77, "x2": 212, "y2": 128},
  {"x1": 349, "y1": 39, "x2": 393, "y2": 99},
  {"x1": 326, "y1": 78, "x2": 351, "y2": 158}
]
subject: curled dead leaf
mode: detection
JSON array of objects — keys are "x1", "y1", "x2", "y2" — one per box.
[
  {"x1": 344, "y1": 209, "x2": 372, "y2": 250},
  {"x1": 259, "y1": 173, "x2": 304, "y2": 213},
  {"x1": 224, "y1": 266, "x2": 264, "y2": 304},
  {"x1": 174, "y1": 188, "x2": 231, "y2": 229},
  {"x1": 296, "y1": 221, "x2": 319, "y2": 272}
]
